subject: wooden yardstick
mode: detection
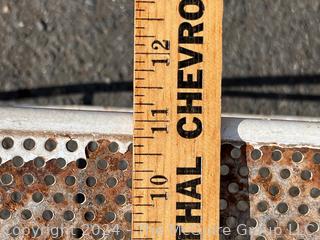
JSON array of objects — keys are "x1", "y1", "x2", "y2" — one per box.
[{"x1": 133, "y1": 0, "x2": 223, "y2": 239}]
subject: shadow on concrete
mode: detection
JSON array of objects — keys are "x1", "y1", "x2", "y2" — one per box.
[{"x1": 0, "y1": 75, "x2": 319, "y2": 103}]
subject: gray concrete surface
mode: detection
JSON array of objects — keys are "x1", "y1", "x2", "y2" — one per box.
[{"x1": 0, "y1": 0, "x2": 319, "y2": 116}]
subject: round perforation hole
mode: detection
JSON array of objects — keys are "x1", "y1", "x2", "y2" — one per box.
[
  {"x1": 249, "y1": 184, "x2": 260, "y2": 194},
  {"x1": 76, "y1": 158, "x2": 87, "y2": 169},
  {"x1": 115, "y1": 194, "x2": 126, "y2": 206},
  {"x1": 63, "y1": 210, "x2": 75, "y2": 221},
  {"x1": 0, "y1": 208, "x2": 11, "y2": 220},
  {"x1": 65, "y1": 176, "x2": 76, "y2": 186},
  {"x1": 97, "y1": 159, "x2": 108, "y2": 170},
  {"x1": 256, "y1": 236, "x2": 266, "y2": 240},
  {"x1": 230, "y1": 147, "x2": 241, "y2": 159},
  {"x1": 238, "y1": 166, "x2": 249, "y2": 177},
  {"x1": 277, "y1": 202, "x2": 289, "y2": 214},
  {"x1": 292, "y1": 151, "x2": 303, "y2": 163},
  {"x1": 2, "y1": 137, "x2": 14, "y2": 149},
  {"x1": 228, "y1": 182, "x2": 239, "y2": 194},
  {"x1": 53, "y1": 193, "x2": 65, "y2": 203},
  {"x1": 12, "y1": 156, "x2": 24, "y2": 168},
  {"x1": 44, "y1": 174, "x2": 56, "y2": 186},
  {"x1": 30, "y1": 226, "x2": 41, "y2": 238},
  {"x1": 45, "y1": 138, "x2": 57, "y2": 151},
  {"x1": 51, "y1": 228, "x2": 63, "y2": 239},
  {"x1": 92, "y1": 227, "x2": 104, "y2": 239},
  {"x1": 247, "y1": 218, "x2": 258, "y2": 229},
  {"x1": 32, "y1": 192, "x2": 44, "y2": 203},
  {"x1": 127, "y1": 178, "x2": 132, "y2": 188},
  {"x1": 23, "y1": 138, "x2": 35, "y2": 150},
  {"x1": 298, "y1": 204, "x2": 309, "y2": 215},
  {"x1": 66, "y1": 140, "x2": 78, "y2": 152},
  {"x1": 11, "y1": 191, "x2": 22, "y2": 203},
  {"x1": 269, "y1": 184, "x2": 280, "y2": 196},
  {"x1": 74, "y1": 193, "x2": 86, "y2": 204},
  {"x1": 95, "y1": 194, "x2": 106, "y2": 205},
  {"x1": 56, "y1": 158, "x2": 67, "y2": 169},
  {"x1": 34, "y1": 157, "x2": 45, "y2": 168},
  {"x1": 124, "y1": 211, "x2": 132, "y2": 223},
  {"x1": 23, "y1": 173, "x2": 34, "y2": 186},
  {"x1": 257, "y1": 201, "x2": 269, "y2": 213},
  {"x1": 226, "y1": 216, "x2": 237, "y2": 228},
  {"x1": 280, "y1": 169, "x2": 290, "y2": 179},
  {"x1": 1, "y1": 173, "x2": 13, "y2": 185},
  {"x1": 313, "y1": 153, "x2": 320, "y2": 164},
  {"x1": 108, "y1": 142, "x2": 119, "y2": 153},
  {"x1": 72, "y1": 228, "x2": 83, "y2": 239},
  {"x1": 87, "y1": 141, "x2": 98, "y2": 152},
  {"x1": 307, "y1": 222, "x2": 319, "y2": 233},
  {"x1": 86, "y1": 176, "x2": 97, "y2": 187},
  {"x1": 84, "y1": 211, "x2": 95, "y2": 222},
  {"x1": 271, "y1": 149, "x2": 282, "y2": 161},
  {"x1": 106, "y1": 177, "x2": 118, "y2": 188},
  {"x1": 105, "y1": 211, "x2": 116, "y2": 223},
  {"x1": 310, "y1": 188, "x2": 320, "y2": 198},
  {"x1": 251, "y1": 149, "x2": 262, "y2": 160},
  {"x1": 301, "y1": 170, "x2": 312, "y2": 181},
  {"x1": 287, "y1": 220, "x2": 298, "y2": 232},
  {"x1": 42, "y1": 210, "x2": 54, "y2": 221},
  {"x1": 118, "y1": 160, "x2": 128, "y2": 170},
  {"x1": 258, "y1": 167, "x2": 270, "y2": 178},
  {"x1": 21, "y1": 209, "x2": 32, "y2": 220},
  {"x1": 220, "y1": 165, "x2": 229, "y2": 176},
  {"x1": 114, "y1": 229, "x2": 125, "y2": 240},
  {"x1": 266, "y1": 219, "x2": 278, "y2": 230},
  {"x1": 220, "y1": 199, "x2": 228, "y2": 210},
  {"x1": 9, "y1": 226, "x2": 20, "y2": 237},
  {"x1": 237, "y1": 200, "x2": 249, "y2": 212},
  {"x1": 289, "y1": 186, "x2": 300, "y2": 197}
]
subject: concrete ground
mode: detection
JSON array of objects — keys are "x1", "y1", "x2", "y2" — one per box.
[{"x1": 0, "y1": 0, "x2": 319, "y2": 116}]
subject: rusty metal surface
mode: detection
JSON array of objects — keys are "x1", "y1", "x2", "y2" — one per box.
[
  {"x1": 0, "y1": 132, "x2": 132, "y2": 240},
  {"x1": 1, "y1": 109, "x2": 320, "y2": 240},
  {"x1": 221, "y1": 142, "x2": 320, "y2": 240}
]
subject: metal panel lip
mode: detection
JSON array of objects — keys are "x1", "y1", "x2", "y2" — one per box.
[
  {"x1": 3, "y1": 107, "x2": 320, "y2": 146},
  {"x1": 222, "y1": 116, "x2": 320, "y2": 147},
  {"x1": 0, "y1": 107, "x2": 132, "y2": 136}
]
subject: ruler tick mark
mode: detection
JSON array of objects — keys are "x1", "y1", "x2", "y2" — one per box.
[
  {"x1": 135, "y1": 18, "x2": 164, "y2": 21},
  {"x1": 134, "y1": 103, "x2": 154, "y2": 106},
  {"x1": 135, "y1": 69, "x2": 155, "y2": 72},
  {"x1": 135, "y1": 86, "x2": 163, "y2": 89}
]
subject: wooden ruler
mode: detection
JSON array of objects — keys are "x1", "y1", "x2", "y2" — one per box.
[{"x1": 133, "y1": 0, "x2": 223, "y2": 239}]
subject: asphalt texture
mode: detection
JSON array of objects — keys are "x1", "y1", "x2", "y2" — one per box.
[{"x1": 0, "y1": 0, "x2": 319, "y2": 116}]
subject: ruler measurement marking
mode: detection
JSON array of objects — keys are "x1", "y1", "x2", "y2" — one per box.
[
  {"x1": 133, "y1": 170, "x2": 154, "y2": 173},
  {"x1": 134, "y1": 136, "x2": 154, "y2": 139},
  {"x1": 133, "y1": 0, "x2": 222, "y2": 239},
  {"x1": 135, "y1": 86, "x2": 163, "y2": 89},
  {"x1": 135, "y1": 120, "x2": 169, "y2": 123},
  {"x1": 135, "y1": 18, "x2": 164, "y2": 21},
  {"x1": 134, "y1": 153, "x2": 162, "y2": 156},
  {"x1": 135, "y1": 0, "x2": 155, "y2": 3},
  {"x1": 135, "y1": 35, "x2": 156, "y2": 38},
  {"x1": 135, "y1": 69, "x2": 154, "y2": 72},
  {"x1": 134, "y1": 103, "x2": 154, "y2": 106},
  {"x1": 135, "y1": 52, "x2": 170, "y2": 55}
]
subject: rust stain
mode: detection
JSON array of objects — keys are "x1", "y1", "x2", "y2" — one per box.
[
  {"x1": 221, "y1": 142, "x2": 320, "y2": 240},
  {"x1": 0, "y1": 138, "x2": 132, "y2": 239}
]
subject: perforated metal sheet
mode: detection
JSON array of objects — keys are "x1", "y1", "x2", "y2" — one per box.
[
  {"x1": 0, "y1": 131, "x2": 132, "y2": 239},
  {"x1": 220, "y1": 142, "x2": 320, "y2": 240},
  {"x1": 1, "y1": 108, "x2": 320, "y2": 240}
]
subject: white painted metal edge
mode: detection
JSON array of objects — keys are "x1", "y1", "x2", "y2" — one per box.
[
  {"x1": 1, "y1": 107, "x2": 320, "y2": 146},
  {"x1": 0, "y1": 107, "x2": 132, "y2": 136}
]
